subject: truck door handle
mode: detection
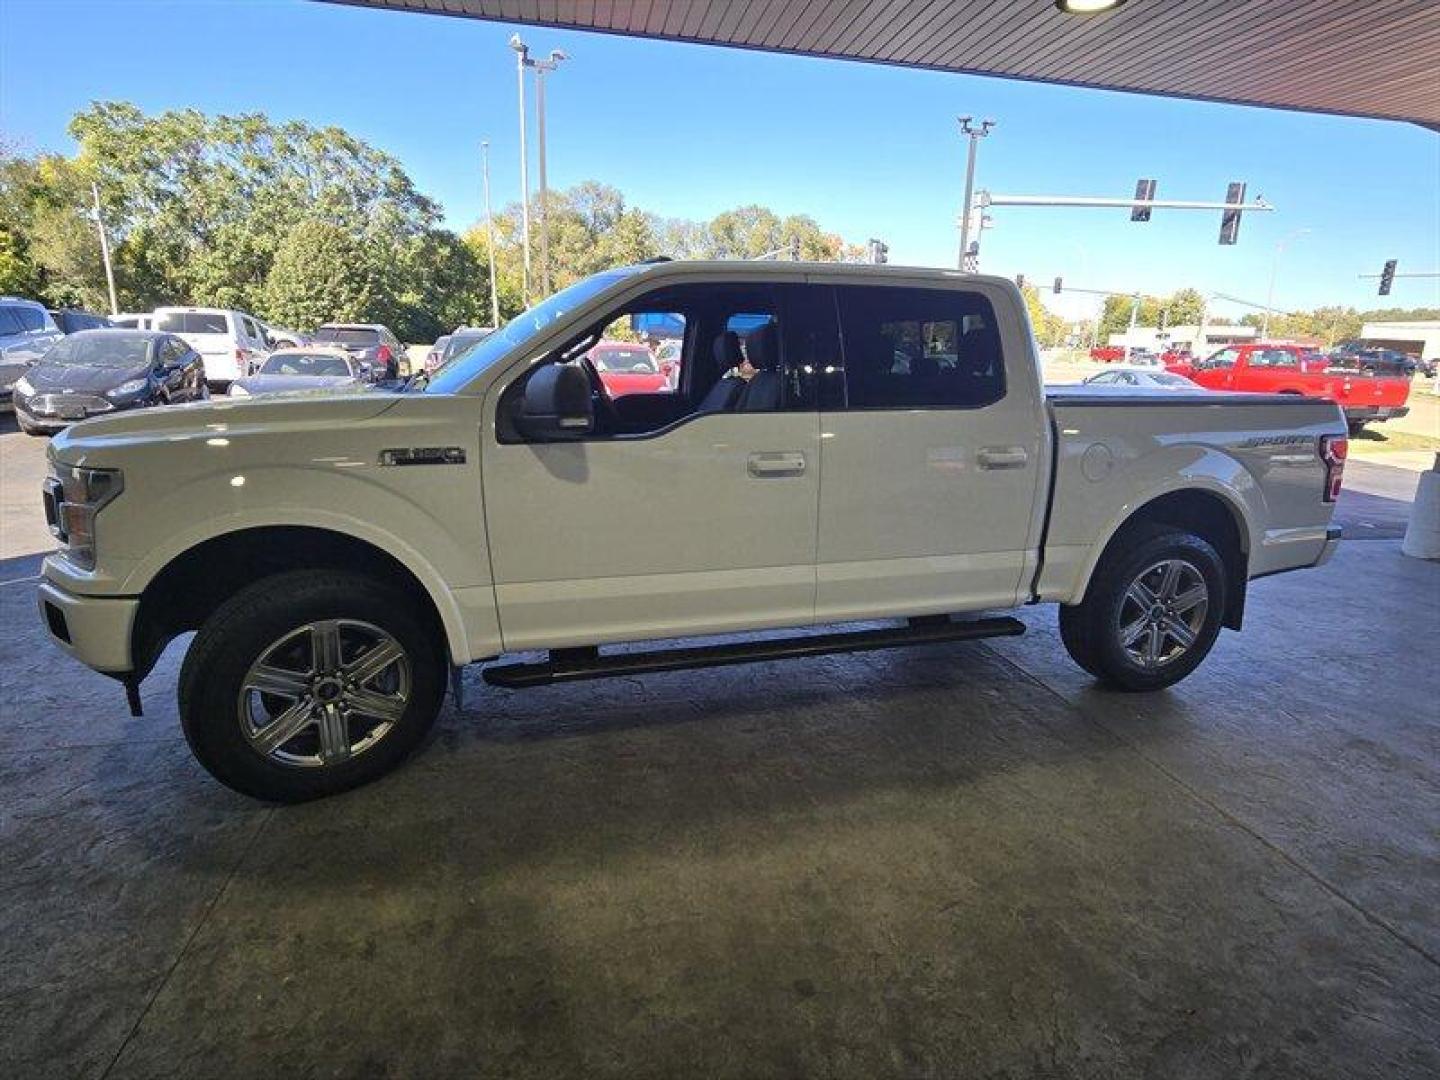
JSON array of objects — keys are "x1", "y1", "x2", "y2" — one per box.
[
  {"x1": 748, "y1": 452, "x2": 806, "y2": 477},
  {"x1": 977, "y1": 446, "x2": 1029, "y2": 470}
]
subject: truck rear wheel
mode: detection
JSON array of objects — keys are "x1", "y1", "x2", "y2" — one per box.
[
  {"x1": 1059, "y1": 524, "x2": 1226, "y2": 692},
  {"x1": 178, "y1": 570, "x2": 446, "y2": 802}
]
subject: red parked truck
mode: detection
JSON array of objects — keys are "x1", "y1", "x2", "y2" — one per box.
[{"x1": 1168, "y1": 343, "x2": 1410, "y2": 434}]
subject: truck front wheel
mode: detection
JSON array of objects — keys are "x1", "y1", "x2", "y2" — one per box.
[
  {"x1": 1059, "y1": 525, "x2": 1227, "y2": 691},
  {"x1": 178, "y1": 570, "x2": 446, "y2": 802}
]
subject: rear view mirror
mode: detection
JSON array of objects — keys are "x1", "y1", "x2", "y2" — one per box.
[{"x1": 516, "y1": 363, "x2": 593, "y2": 441}]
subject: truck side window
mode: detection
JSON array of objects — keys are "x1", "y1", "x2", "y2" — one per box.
[
  {"x1": 1255, "y1": 348, "x2": 1297, "y2": 368},
  {"x1": 503, "y1": 283, "x2": 797, "y2": 442},
  {"x1": 1205, "y1": 348, "x2": 1240, "y2": 368},
  {"x1": 835, "y1": 285, "x2": 1005, "y2": 410}
]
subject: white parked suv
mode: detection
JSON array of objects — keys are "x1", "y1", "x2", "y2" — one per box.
[
  {"x1": 151, "y1": 306, "x2": 270, "y2": 387},
  {"x1": 36, "y1": 262, "x2": 1346, "y2": 802}
]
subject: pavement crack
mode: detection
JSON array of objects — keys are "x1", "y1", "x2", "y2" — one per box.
[
  {"x1": 97, "y1": 807, "x2": 275, "y2": 1079},
  {"x1": 980, "y1": 642, "x2": 1440, "y2": 973}
]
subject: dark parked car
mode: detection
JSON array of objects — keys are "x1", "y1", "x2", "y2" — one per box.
[
  {"x1": 49, "y1": 309, "x2": 113, "y2": 334},
  {"x1": 227, "y1": 347, "x2": 373, "y2": 398},
  {"x1": 1329, "y1": 341, "x2": 1425, "y2": 377},
  {"x1": 439, "y1": 326, "x2": 494, "y2": 367},
  {"x1": 312, "y1": 323, "x2": 406, "y2": 381},
  {"x1": 12, "y1": 330, "x2": 208, "y2": 436}
]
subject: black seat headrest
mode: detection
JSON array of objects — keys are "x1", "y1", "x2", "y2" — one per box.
[
  {"x1": 744, "y1": 322, "x2": 780, "y2": 371},
  {"x1": 713, "y1": 330, "x2": 743, "y2": 371}
]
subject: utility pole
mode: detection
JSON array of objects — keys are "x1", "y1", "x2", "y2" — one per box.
[
  {"x1": 480, "y1": 141, "x2": 500, "y2": 328},
  {"x1": 91, "y1": 181, "x2": 118, "y2": 316},
  {"x1": 956, "y1": 117, "x2": 994, "y2": 272},
  {"x1": 508, "y1": 34, "x2": 532, "y2": 306},
  {"x1": 1263, "y1": 228, "x2": 1310, "y2": 337},
  {"x1": 530, "y1": 49, "x2": 568, "y2": 297}
]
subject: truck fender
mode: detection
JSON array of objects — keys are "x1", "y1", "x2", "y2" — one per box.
[
  {"x1": 123, "y1": 508, "x2": 481, "y2": 667},
  {"x1": 1066, "y1": 468, "x2": 1258, "y2": 609}
]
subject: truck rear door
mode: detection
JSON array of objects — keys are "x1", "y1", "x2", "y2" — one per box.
[{"x1": 813, "y1": 279, "x2": 1048, "y2": 621}]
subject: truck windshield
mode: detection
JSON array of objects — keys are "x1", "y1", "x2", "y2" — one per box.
[{"x1": 424, "y1": 267, "x2": 643, "y2": 394}]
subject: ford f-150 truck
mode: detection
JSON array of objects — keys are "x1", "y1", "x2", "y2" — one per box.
[
  {"x1": 1166, "y1": 343, "x2": 1410, "y2": 433},
  {"x1": 36, "y1": 262, "x2": 1346, "y2": 802}
]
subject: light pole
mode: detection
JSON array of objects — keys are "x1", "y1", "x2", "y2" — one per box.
[
  {"x1": 508, "y1": 34, "x2": 532, "y2": 306},
  {"x1": 90, "y1": 181, "x2": 119, "y2": 316},
  {"x1": 956, "y1": 116, "x2": 994, "y2": 272},
  {"x1": 1263, "y1": 227, "x2": 1310, "y2": 337},
  {"x1": 530, "y1": 49, "x2": 568, "y2": 297},
  {"x1": 480, "y1": 140, "x2": 500, "y2": 328}
]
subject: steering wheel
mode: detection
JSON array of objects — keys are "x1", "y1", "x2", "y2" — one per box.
[{"x1": 578, "y1": 354, "x2": 620, "y2": 431}]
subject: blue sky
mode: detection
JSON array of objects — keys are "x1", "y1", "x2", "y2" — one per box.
[{"x1": 3, "y1": 0, "x2": 1438, "y2": 322}]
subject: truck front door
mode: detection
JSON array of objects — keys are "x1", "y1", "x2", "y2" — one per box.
[
  {"x1": 480, "y1": 283, "x2": 822, "y2": 650},
  {"x1": 814, "y1": 280, "x2": 1048, "y2": 621}
]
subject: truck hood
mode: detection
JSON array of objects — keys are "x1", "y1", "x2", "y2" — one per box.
[{"x1": 50, "y1": 391, "x2": 402, "y2": 459}]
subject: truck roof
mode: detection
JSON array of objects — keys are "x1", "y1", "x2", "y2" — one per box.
[{"x1": 625, "y1": 259, "x2": 1012, "y2": 288}]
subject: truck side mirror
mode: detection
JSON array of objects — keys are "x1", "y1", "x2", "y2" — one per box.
[{"x1": 516, "y1": 363, "x2": 594, "y2": 441}]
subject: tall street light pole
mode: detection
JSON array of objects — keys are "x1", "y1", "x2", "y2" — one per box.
[
  {"x1": 531, "y1": 49, "x2": 568, "y2": 297},
  {"x1": 956, "y1": 116, "x2": 994, "y2": 272},
  {"x1": 480, "y1": 140, "x2": 500, "y2": 328},
  {"x1": 508, "y1": 34, "x2": 532, "y2": 306},
  {"x1": 1263, "y1": 227, "x2": 1310, "y2": 337}
]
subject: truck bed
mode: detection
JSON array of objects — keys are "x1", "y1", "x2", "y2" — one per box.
[{"x1": 1036, "y1": 383, "x2": 1343, "y2": 603}]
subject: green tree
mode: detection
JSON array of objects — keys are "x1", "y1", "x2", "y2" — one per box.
[
  {"x1": 67, "y1": 101, "x2": 442, "y2": 312},
  {"x1": 262, "y1": 219, "x2": 378, "y2": 332},
  {"x1": 1162, "y1": 287, "x2": 1206, "y2": 327}
]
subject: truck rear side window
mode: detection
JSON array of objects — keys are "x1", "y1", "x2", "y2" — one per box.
[{"x1": 836, "y1": 286, "x2": 1005, "y2": 410}]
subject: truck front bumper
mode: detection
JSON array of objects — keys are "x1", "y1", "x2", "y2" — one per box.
[{"x1": 37, "y1": 580, "x2": 138, "y2": 674}]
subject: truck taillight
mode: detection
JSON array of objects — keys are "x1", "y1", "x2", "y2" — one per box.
[{"x1": 1320, "y1": 434, "x2": 1347, "y2": 503}]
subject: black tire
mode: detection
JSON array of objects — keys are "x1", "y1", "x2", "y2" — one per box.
[
  {"x1": 179, "y1": 570, "x2": 446, "y2": 802},
  {"x1": 1059, "y1": 523, "x2": 1227, "y2": 692}
]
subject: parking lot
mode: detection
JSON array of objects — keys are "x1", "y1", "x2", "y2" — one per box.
[{"x1": 2, "y1": 411, "x2": 1436, "y2": 1078}]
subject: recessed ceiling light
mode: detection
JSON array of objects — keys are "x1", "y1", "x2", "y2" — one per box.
[{"x1": 1055, "y1": 0, "x2": 1126, "y2": 13}]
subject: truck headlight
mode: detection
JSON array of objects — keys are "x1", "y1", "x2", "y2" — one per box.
[
  {"x1": 43, "y1": 463, "x2": 124, "y2": 571},
  {"x1": 14, "y1": 375, "x2": 35, "y2": 397}
]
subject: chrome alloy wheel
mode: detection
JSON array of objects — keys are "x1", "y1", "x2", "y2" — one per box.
[
  {"x1": 1118, "y1": 559, "x2": 1209, "y2": 669},
  {"x1": 237, "y1": 619, "x2": 412, "y2": 768}
]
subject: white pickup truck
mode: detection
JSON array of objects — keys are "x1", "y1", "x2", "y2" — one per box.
[{"x1": 36, "y1": 262, "x2": 1346, "y2": 802}]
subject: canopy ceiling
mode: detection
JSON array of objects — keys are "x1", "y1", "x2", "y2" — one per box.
[{"x1": 324, "y1": 0, "x2": 1440, "y2": 128}]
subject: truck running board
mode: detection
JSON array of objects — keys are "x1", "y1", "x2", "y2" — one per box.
[{"x1": 481, "y1": 616, "x2": 1026, "y2": 689}]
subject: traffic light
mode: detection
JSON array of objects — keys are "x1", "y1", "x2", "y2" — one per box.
[
  {"x1": 868, "y1": 239, "x2": 889, "y2": 265},
  {"x1": 1130, "y1": 178, "x2": 1156, "y2": 222},
  {"x1": 1015, "y1": 273, "x2": 1026, "y2": 289},
  {"x1": 1053, "y1": 276, "x2": 1063, "y2": 294},
  {"x1": 1378, "y1": 259, "x2": 1397, "y2": 296},
  {"x1": 1218, "y1": 181, "x2": 1246, "y2": 245}
]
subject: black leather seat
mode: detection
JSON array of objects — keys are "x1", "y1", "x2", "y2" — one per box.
[
  {"x1": 738, "y1": 322, "x2": 782, "y2": 411},
  {"x1": 698, "y1": 331, "x2": 746, "y2": 412}
]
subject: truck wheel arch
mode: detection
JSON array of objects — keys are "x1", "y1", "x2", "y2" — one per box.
[
  {"x1": 1072, "y1": 487, "x2": 1252, "y2": 631},
  {"x1": 130, "y1": 525, "x2": 467, "y2": 681}
]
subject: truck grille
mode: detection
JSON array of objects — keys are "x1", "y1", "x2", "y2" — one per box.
[{"x1": 27, "y1": 394, "x2": 114, "y2": 420}]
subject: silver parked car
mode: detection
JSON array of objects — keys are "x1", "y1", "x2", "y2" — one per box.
[
  {"x1": 0, "y1": 297, "x2": 65, "y2": 407},
  {"x1": 226, "y1": 347, "x2": 374, "y2": 398}
]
